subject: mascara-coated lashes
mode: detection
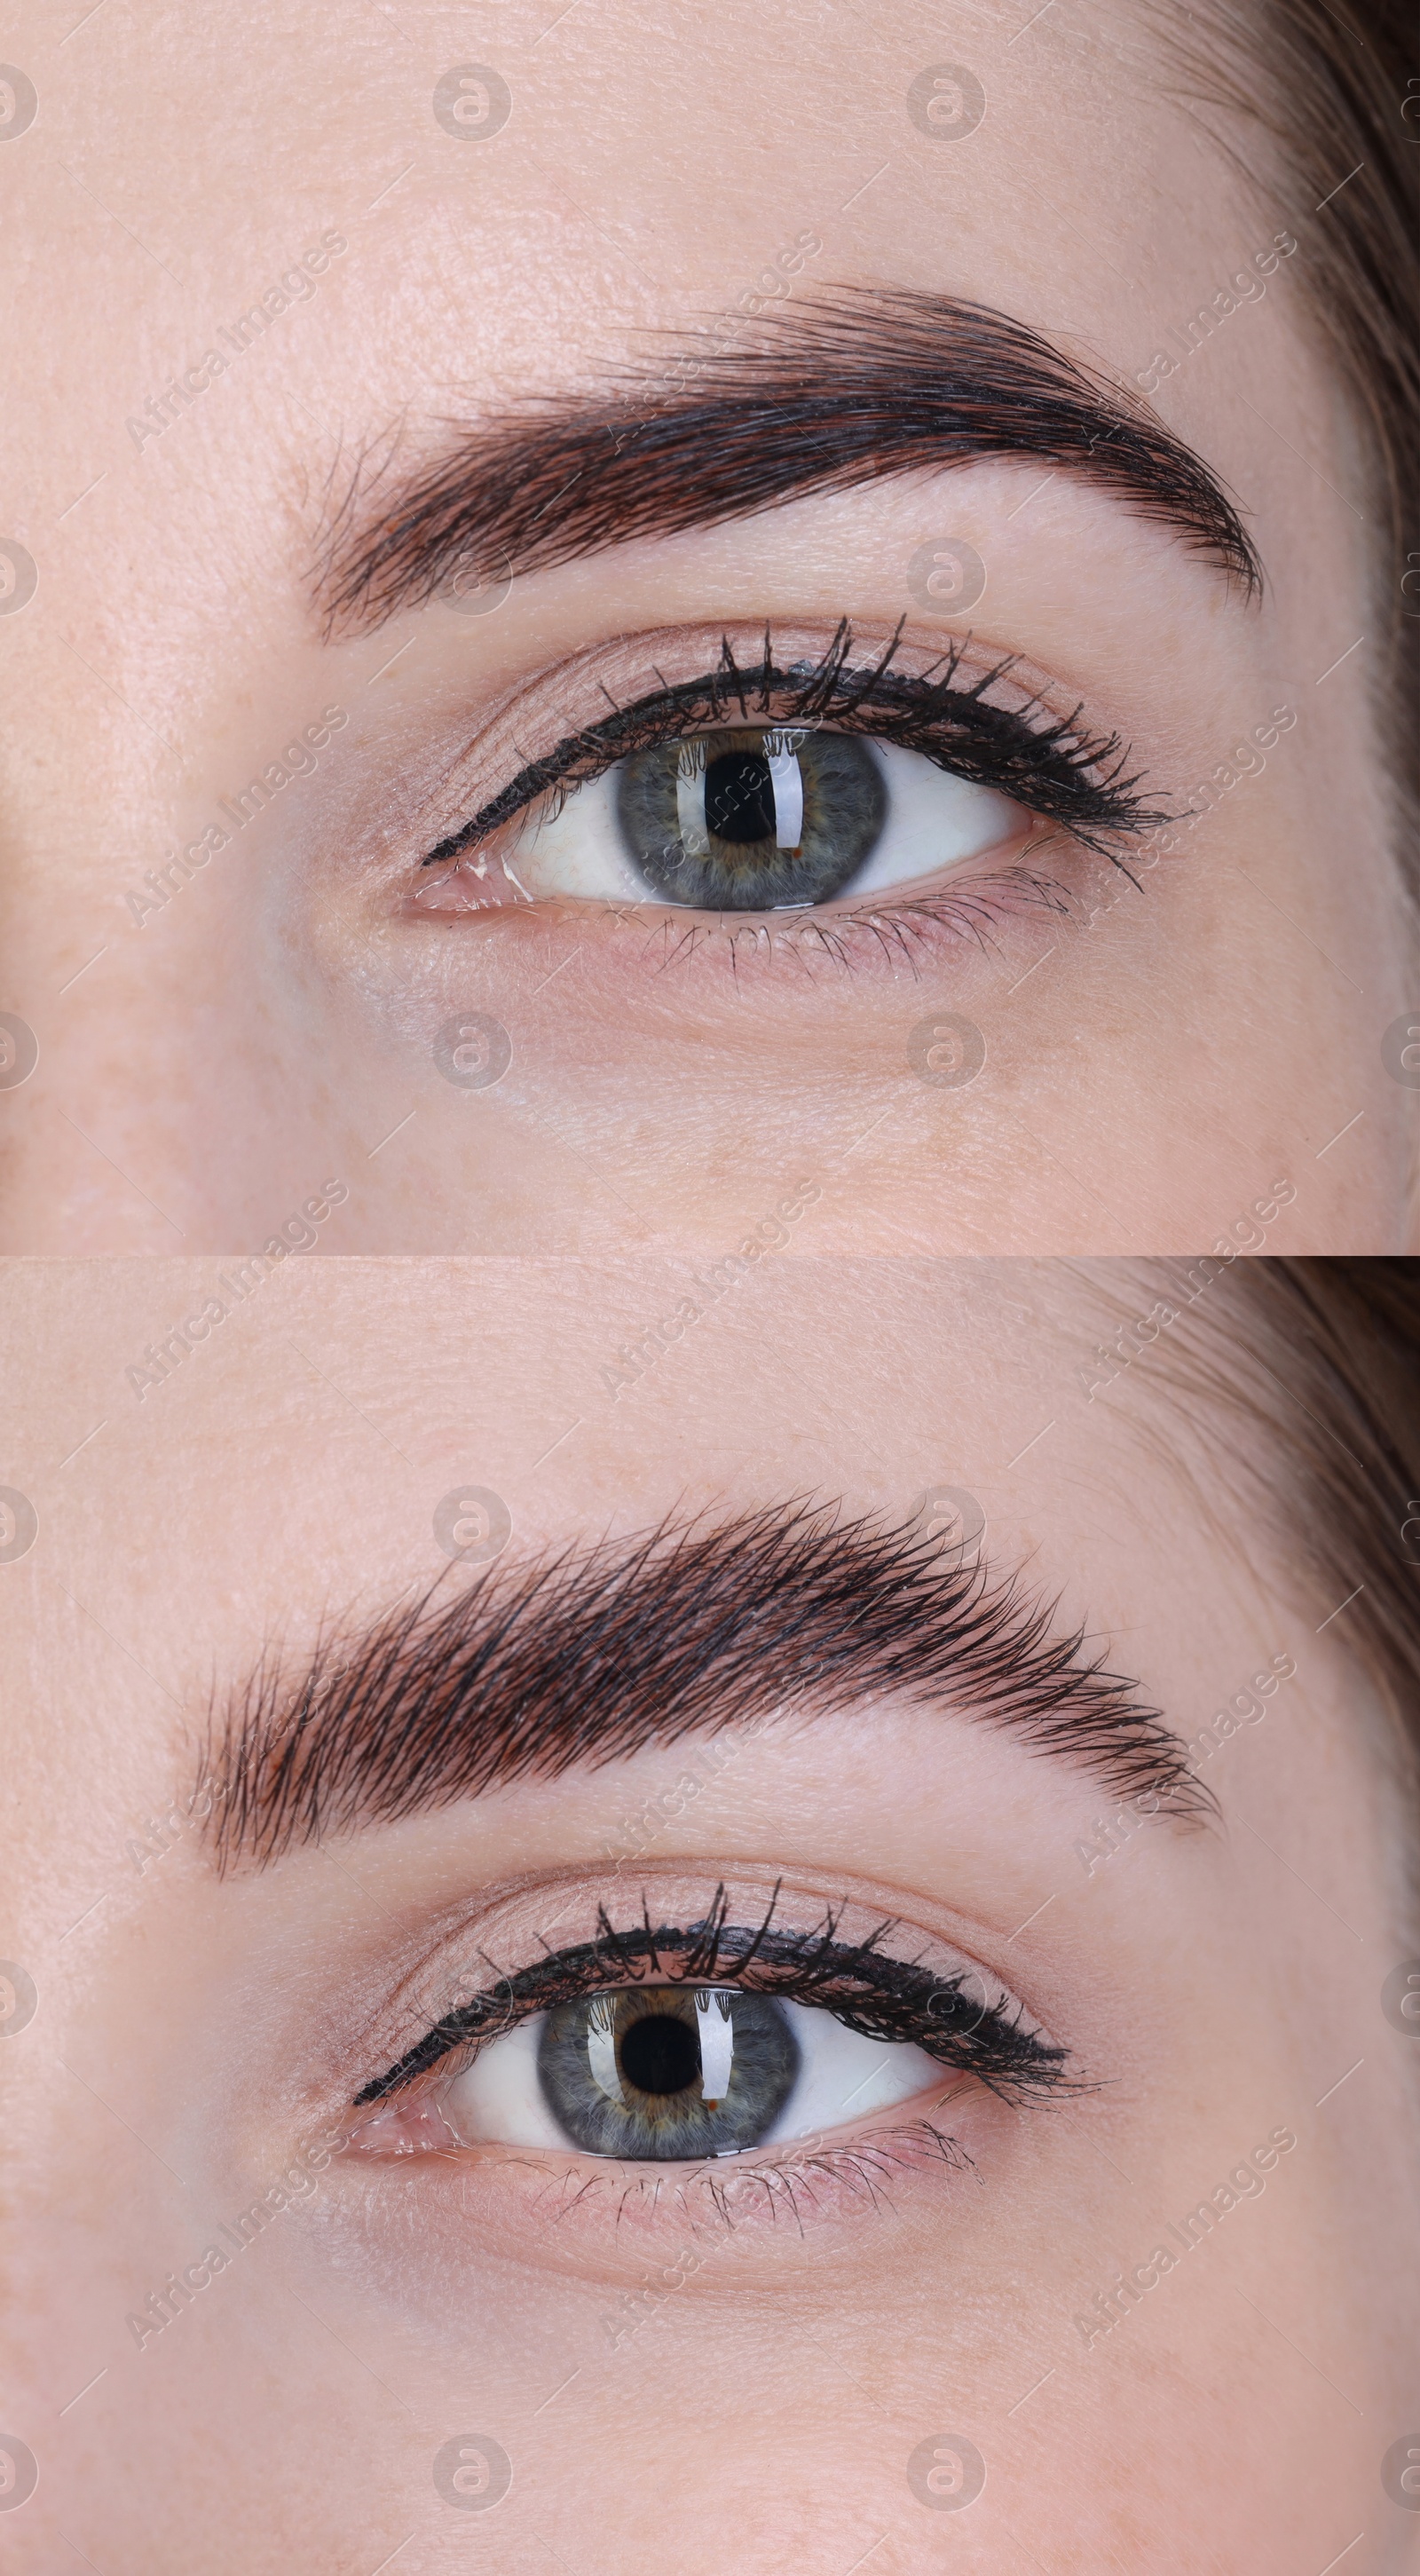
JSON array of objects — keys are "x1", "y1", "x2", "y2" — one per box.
[
  {"x1": 354, "y1": 1885, "x2": 1075, "y2": 2109},
  {"x1": 421, "y1": 620, "x2": 1172, "y2": 876}
]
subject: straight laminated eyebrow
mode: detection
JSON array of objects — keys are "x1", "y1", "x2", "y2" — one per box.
[
  {"x1": 199, "y1": 1499, "x2": 1212, "y2": 1870},
  {"x1": 314, "y1": 288, "x2": 1262, "y2": 636}
]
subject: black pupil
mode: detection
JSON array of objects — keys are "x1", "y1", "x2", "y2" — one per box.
[
  {"x1": 705, "y1": 749, "x2": 777, "y2": 845},
  {"x1": 619, "y1": 2010, "x2": 702, "y2": 2097}
]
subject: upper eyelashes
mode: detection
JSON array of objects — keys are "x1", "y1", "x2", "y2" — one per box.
[
  {"x1": 419, "y1": 620, "x2": 1172, "y2": 879},
  {"x1": 353, "y1": 1886, "x2": 1075, "y2": 2108}
]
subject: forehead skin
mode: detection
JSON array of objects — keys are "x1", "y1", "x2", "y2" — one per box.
[
  {"x1": 0, "y1": 0, "x2": 1407, "y2": 1252},
  {"x1": 1, "y1": 1257, "x2": 1416, "y2": 2573},
  {"x1": 0, "y1": 1253, "x2": 1265, "y2": 1775}
]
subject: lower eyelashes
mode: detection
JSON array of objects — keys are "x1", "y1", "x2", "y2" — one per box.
[{"x1": 411, "y1": 842, "x2": 1081, "y2": 990}]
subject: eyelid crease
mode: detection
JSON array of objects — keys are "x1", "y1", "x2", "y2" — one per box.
[
  {"x1": 353, "y1": 1884, "x2": 1078, "y2": 2108},
  {"x1": 419, "y1": 619, "x2": 1173, "y2": 873}
]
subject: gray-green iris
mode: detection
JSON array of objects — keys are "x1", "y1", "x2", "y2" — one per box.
[
  {"x1": 614, "y1": 726, "x2": 888, "y2": 911},
  {"x1": 537, "y1": 1986, "x2": 801, "y2": 2158}
]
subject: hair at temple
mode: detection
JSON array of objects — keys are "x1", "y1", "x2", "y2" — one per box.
[
  {"x1": 200, "y1": 1498, "x2": 1211, "y2": 1870},
  {"x1": 1124, "y1": 1258, "x2": 1420, "y2": 1835},
  {"x1": 1148, "y1": 0, "x2": 1418, "y2": 842}
]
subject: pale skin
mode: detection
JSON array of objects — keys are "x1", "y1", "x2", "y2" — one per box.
[
  {"x1": 0, "y1": 0, "x2": 1411, "y2": 1253},
  {"x1": 2, "y1": 1258, "x2": 1416, "y2": 2573}
]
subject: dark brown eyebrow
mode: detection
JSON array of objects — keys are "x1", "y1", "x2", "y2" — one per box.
[
  {"x1": 313, "y1": 288, "x2": 1262, "y2": 636},
  {"x1": 200, "y1": 1499, "x2": 1210, "y2": 1870}
]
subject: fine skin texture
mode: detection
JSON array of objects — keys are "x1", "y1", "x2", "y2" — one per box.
[
  {"x1": 0, "y1": 0, "x2": 1411, "y2": 1252},
  {"x1": 2, "y1": 1257, "x2": 1416, "y2": 2573}
]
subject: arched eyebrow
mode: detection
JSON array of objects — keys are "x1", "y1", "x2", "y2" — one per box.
[
  {"x1": 198, "y1": 1497, "x2": 1210, "y2": 1871},
  {"x1": 312, "y1": 288, "x2": 1262, "y2": 636}
]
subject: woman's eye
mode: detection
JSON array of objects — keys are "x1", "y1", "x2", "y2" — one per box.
[
  {"x1": 427, "y1": 730, "x2": 1026, "y2": 916},
  {"x1": 436, "y1": 1984, "x2": 938, "y2": 2161}
]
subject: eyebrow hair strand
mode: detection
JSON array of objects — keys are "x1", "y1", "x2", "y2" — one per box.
[
  {"x1": 314, "y1": 288, "x2": 1262, "y2": 635},
  {"x1": 199, "y1": 1498, "x2": 1211, "y2": 1869}
]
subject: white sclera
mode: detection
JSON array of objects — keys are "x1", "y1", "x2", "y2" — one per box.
[
  {"x1": 501, "y1": 737, "x2": 1023, "y2": 907},
  {"x1": 844, "y1": 741, "x2": 1021, "y2": 897},
  {"x1": 443, "y1": 2012, "x2": 568, "y2": 2148},
  {"x1": 764, "y1": 1999, "x2": 937, "y2": 2143},
  {"x1": 438, "y1": 1994, "x2": 939, "y2": 2154}
]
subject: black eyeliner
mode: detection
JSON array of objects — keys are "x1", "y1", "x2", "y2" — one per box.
[
  {"x1": 354, "y1": 1888, "x2": 1075, "y2": 2107},
  {"x1": 421, "y1": 620, "x2": 1172, "y2": 871}
]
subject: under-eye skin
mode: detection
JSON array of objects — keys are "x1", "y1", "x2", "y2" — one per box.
[
  {"x1": 411, "y1": 622, "x2": 1172, "y2": 951},
  {"x1": 347, "y1": 1892, "x2": 1077, "y2": 2178}
]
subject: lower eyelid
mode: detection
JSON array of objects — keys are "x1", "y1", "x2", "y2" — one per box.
[{"x1": 407, "y1": 842, "x2": 1084, "y2": 988}]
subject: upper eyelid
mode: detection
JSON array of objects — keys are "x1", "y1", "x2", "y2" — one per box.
[
  {"x1": 424, "y1": 683, "x2": 1104, "y2": 865},
  {"x1": 420, "y1": 632, "x2": 1166, "y2": 870},
  {"x1": 354, "y1": 1924, "x2": 1056, "y2": 2106}
]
